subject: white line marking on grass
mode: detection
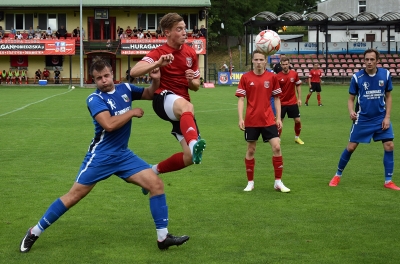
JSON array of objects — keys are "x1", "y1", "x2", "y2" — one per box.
[{"x1": 0, "y1": 90, "x2": 73, "y2": 117}]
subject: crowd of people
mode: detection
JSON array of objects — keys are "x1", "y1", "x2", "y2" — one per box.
[
  {"x1": 0, "y1": 69, "x2": 28, "y2": 84},
  {"x1": 116, "y1": 24, "x2": 206, "y2": 40},
  {"x1": 0, "y1": 25, "x2": 85, "y2": 40}
]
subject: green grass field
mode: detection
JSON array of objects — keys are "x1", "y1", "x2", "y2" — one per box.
[{"x1": 1, "y1": 84, "x2": 400, "y2": 264}]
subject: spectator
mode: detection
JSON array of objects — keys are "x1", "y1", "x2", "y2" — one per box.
[
  {"x1": 220, "y1": 61, "x2": 228, "y2": 72},
  {"x1": 137, "y1": 31, "x2": 144, "y2": 39},
  {"x1": 0, "y1": 26, "x2": 5, "y2": 36},
  {"x1": 10, "y1": 27, "x2": 17, "y2": 35},
  {"x1": 56, "y1": 25, "x2": 67, "y2": 39},
  {"x1": 41, "y1": 31, "x2": 47, "y2": 39},
  {"x1": 46, "y1": 27, "x2": 52, "y2": 36},
  {"x1": 145, "y1": 30, "x2": 152, "y2": 39},
  {"x1": 54, "y1": 68, "x2": 62, "y2": 84},
  {"x1": 21, "y1": 30, "x2": 28, "y2": 39},
  {"x1": 42, "y1": 68, "x2": 50, "y2": 80},
  {"x1": 1, "y1": 70, "x2": 7, "y2": 84},
  {"x1": 117, "y1": 26, "x2": 123, "y2": 39},
  {"x1": 35, "y1": 26, "x2": 41, "y2": 33},
  {"x1": 14, "y1": 70, "x2": 22, "y2": 84},
  {"x1": 21, "y1": 69, "x2": 28, "y2": 84},
  {"x1": 15, "y1": 31, "x2": 23, "y2": 40},
  {"x1": 34, "y1": 69, "x2": 42, "y2": 84},
  {"x1": 132, "y1": 26, "x2": 138, "y2": 37},
  {"x1": 155, "y1": 26, "x2": 163, "y2": 38},
  {"x1": 192, "y1": 25, "x2": 200, "y2": 38},
  {"x1": 125, "y1": 26, "x2": 133, "y2": 38},
  {"x1": 0, "y1": 32, "x2": 3, "y2": 40},
  {"x1": 73, "y1": 27, "x2": 80, "y2": 37},
  {"x1": 28, "y1": 27, "x2": 35, "y2": 36},
  {"x1": 7, "y1": 69, "x2": 15, "y2": 84},
  {"x1": 138, "y1": 26, "x2": 144, "y2": 35},
  {"x1": 199, "y1": 25, "x2": 207, "y2": 38}
]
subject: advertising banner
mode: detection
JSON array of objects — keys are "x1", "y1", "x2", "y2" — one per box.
[
  {"x1": 0, "y1": 39, "x2": 76, "y2": 55},
  {"x1": 218, "y1": 71, "x2": 245, "y2": 85},
  {"x1": 121, "y1": 39, "x2": 207, "y2": 55},
  {"x1": 347, "y1": 42, "x2": 370, "y2": 54},
  {"x1": 373, "y1": 42, "x2": 396, "y2": 54}
]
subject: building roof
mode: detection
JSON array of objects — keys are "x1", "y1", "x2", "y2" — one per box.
[{"x1": 2, "y1": 0, "x2": 211, "y2": 8}]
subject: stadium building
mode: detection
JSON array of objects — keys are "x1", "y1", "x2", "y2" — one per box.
[{"x1": 0, "y1": 0, "x2": 211, "y2": 84}]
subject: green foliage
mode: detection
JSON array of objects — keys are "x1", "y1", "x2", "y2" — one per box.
[{"x1": 2, "y1": 85, "x2": 400, "y2": 263}]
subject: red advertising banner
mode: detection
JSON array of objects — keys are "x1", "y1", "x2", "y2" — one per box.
[
  {"x1": 121, "y1": 38, "x2": 206, "y2": 55},
  {"x1": 0, "y1": 39, "x2": 76, "y2": 55}
]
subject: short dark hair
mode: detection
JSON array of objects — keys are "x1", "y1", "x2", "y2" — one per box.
[
  {"x1": 89, "y1": 57, "x2": 112, "y2": 76},
  {"x1": 363, "y1": 48, "x2": 379, "y2": 59},
  {"x1": 252, "y1": 49, "x2": 266, "y2": 58},
  {"x1": 280, "y1": 56, "x2": 290, "y2": 63}
]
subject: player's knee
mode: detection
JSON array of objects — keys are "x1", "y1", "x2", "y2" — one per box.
[
  {"x1": 383, "y1": 140, "x2": 394, "y2": 151},
  {"x1": 247, "y1": 146, "x2": 256, "y2": 156}
]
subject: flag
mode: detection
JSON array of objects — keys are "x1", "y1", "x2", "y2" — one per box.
[{"x1": 10, "y1": 55, "x2": 29, "y2": 67}]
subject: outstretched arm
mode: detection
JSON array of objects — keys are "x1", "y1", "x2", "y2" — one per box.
[
  {"x1": 141, "y1": 68, "x2": 161, "y2": 100},
  {"x1": 130, "y1": 54, "x2": 174, "y2": 77}
]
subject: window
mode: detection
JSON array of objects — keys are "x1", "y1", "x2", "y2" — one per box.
[
  {"x1": 138, "y1": 13, "x2": 197, "y2": 30},
  {"x1": 38, "y1": 13, "x2": 66, "y2": 32},
  {"x1": 359, "y1": 1, "x2": 366, "y2": 13},
  {"x1": 351, "y1": 34, "x2": 358, "y2": 39},
  {"x1": 5, "y1": 13, "x2": 34, "y2": 30}
]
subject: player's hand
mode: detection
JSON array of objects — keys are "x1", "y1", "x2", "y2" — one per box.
[
  {"x1": 276, "y1": 119, "x2": 282, "y2": 130},
  {"x1": 238, "y1": 120, "x2": 245, "y2": 131},
  {"x1": 349, "y1": 111, "x2": 357, "y2": 121},
  {"x1": 149, "y1": 67, "x2": 160, "y2": 80},
  {"x1": 157, "y1": 54, "x2": 174, "y2": 67},
  {"x1": 185, "y1": 69, "x2": 195, "y2": 81},
  {"x1": 131, "y1": 108, "x2": 144, "y2": 118},
  {"x1": 297, "y1": 99, "x2": 302, "y2": 107},
  {"x1": 382, "y1": 117, "x2": 390, "y2": 130}
]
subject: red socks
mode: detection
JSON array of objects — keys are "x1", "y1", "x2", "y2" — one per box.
[
  {"x1": 272, "y1": 156, "x2": 283, "y2": 180},
  {"x1": 180, "y1": 112, "x2": 198, "y2": 144},
  {"x1": 295, "y1": 122, "x2": 301, "y2": 137},
  {"x1": 305, "y1": 93, "x2": 311, "y2": 104},
  {"x1": 245, "y1": 158, "x2": 255, "y2": 181},
  {"x1": 157, "y1": 152, "x2": 186, "y2": 173},
  {"x1": 317, "y1": 94, "x2": 321, "y2": 105}
]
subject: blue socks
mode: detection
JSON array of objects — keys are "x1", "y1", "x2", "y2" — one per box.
[
  {"x1": 149, "y1": 194, "x2": 169, "y2": 229},
  {"x1": 384, "y1": 150, "x2": 394, "y2": 182},
  {"x1": 37, "y1": 198, "x2": 68, "y2": 231},
  {"x1": 336, "y1": 149, "x2": 353, "y2": 176}
]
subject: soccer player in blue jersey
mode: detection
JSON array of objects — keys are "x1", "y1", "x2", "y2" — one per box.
[
  {"x1": 329, "y1": 48, "x2": 400, "y2": 190},
  {"x1": 20, "y1": 58, "x2": 189, "y2": 253}
]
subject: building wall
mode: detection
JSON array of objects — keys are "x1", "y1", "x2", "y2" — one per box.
[{"x1": 318, "y1": 0, "x2": 400, "y2": 16}]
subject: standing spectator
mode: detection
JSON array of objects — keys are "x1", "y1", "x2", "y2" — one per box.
[
  {"x1": 116, "y1": 26, "x2": 123, "y2": 39},
  {"x1": 235, "y1": 50, "x2": 289, "y2": 193},
  {"x1": 130, "y1": 13, "x2": 206, "y2": 188},
  {"x1": 199, "y1": 25, "x2": 206, "y2": 38},
  {"x1": 219, "y1": 61, "x2": 228, "y2": 72},
  {"x1": 276, "y1": 56, "x2": 304, "y2": 144},
  {"x1": 155, "y1": 26, "x2": 163, "y2": 38},
  {"x1": 125, "y1": 26, "x2": 133, "y2": 38},
  {"x1": 192, "y1": 25, "x2": 200, "y2": 38},
  {"x1": 56, "y1": 25, "x2": 67, "y2": 39},
  {"x1": 329, "y1": 48, "x2": 400, "y2": 190},
  {"x1": 19, "y1": 57, "x2": 189, "y2": 253},
  {"x1": 305, "y1": 63, "x2": 323, "y2": 106},
  {"x1": 72, "y1": 27, "x2": 80, "y2": 37},
  {"x1": 145, "y1": 30, "x2": 152, "y2": 39},
  {"x1": 42, "y1": 68, "x2": 50, "y2": 80},
  {"x1": 34, "y1": 69, "x2": 42, "y2": 84}
]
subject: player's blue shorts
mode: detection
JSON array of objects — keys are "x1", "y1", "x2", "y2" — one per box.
[
  {"x1": 349, "y1": 121, "x2": 394, "y2": 143},
  {"x1": 75, "y1": 149, "x2": 150, "y2": 185}
]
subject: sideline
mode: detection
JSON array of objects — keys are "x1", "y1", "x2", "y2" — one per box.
[{"x1": 0, "y1": 89, "x2": 74, "y2": 117}]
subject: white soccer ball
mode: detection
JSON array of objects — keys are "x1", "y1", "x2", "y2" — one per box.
[
  {"x1": 255, "y1": 30, "x2": 281, "y2": 56},
  {"x1": 71, "y1": 86, "x2": 75, "y2": 89}
]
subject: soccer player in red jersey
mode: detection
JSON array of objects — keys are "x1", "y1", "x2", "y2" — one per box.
[
  {"x1": 235, "y1": 50, "x2": 290, "y2": 193},
  {"x1": 305, "y1": 63, "x2": 323, "y2": 106},
  {"x1": 130, "y1": 13, "x2": 206, "y2": 178},
  {"x1": 276, "y1": 56, "x2": 304, "y2": 145}
]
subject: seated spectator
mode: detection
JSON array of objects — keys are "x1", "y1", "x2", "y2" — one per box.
[
  {"x1": 28, "y1": 27, "x2": 35, "y2": 36},
  {"x1": 14, "y1": 70, "x2": 22, "y2": 84},
  {"x1": 7, "y1": 69, "x2": 15, "y2": 84},
  {"x1": 0, "y1": 32, "x2": 3, "y2": 40},
  {"x1": 1, "y1": 70, "x2": 7, "y2": 84},
  {"x1": 119, "y1": 32, "x2": 127, "y2": 40},
  {"x1": 41, "y1": 31, "x2": 47, "y2": 39},
  {"x1": 132, "y1": 27, "x2": 138, "y2": 37},
  {"x1": 34, "y1": 69, "x2": 42, "y2": 84},
  {"x1": 117, "y1": 26, "x2": 124, "y2": 39},
  {"x1": 21, "y1": 69, "x2": 28, "y2": 84},
  {"x1": 138, "y1": 27, "x2": 144, "y2": 35},
  {"x1": 56, "y1": 25, "x2": 67, "y2": 39},
  {"x1": 145, "y1": 30, "x2": 152, "y2": 39},
  {"x1": 125, "y1": 26, "x2": 133, "y2": 38},
  {"x1": 42, "y1": 68, "x2": 50, "y2": 80},
  {"x1": 0, "y1": 26, "x2": 5, "y2": 36},
  {"x1": 46, "y1": 27, "x2": 52, "y2": 36},
  {"x1": 72, "y1": 26, "x2": 80, "y2": 37},
  {"x1": 54, "y1": 68, "x2": 62, "y2": 84},
  {"x1": 199, "y1": 25, "x2": 207, "y2": 38},
  {"x1": 155, "y1": 26, "x2": 163, "y2": 38},
  {"x1": 21, "y1": 30, "x2": 29, "y2": 39},
  {"x1": 137, "y1": 31, "x2": 144, "y2": 39},
  {"x1": 192, "y1": 25, "x2": 200, "y2": 38},
  {"x1": 15, "y1": 31, "x2": 23, "y2": 40}
]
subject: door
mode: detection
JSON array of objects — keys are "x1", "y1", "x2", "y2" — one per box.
[
  {"x1": 88, "y1": 17, "x2": 116, "y2": 40},
  {"x1": 366, "y1": 34, "x2": 375, "y2": 42},
  {"x1": 85, "y1": 53, "x2": 117, "y2": 83}
]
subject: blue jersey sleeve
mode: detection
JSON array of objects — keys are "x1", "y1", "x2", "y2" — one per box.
[
  {"x1": 386, "y1": 70, "x2": 393, "y2": 92},
  {"x1": 87, "y1": 94, "x2": 109, "y2": 117},
  {"x1": 349, "y1": 74, "x2": 359, "y2": 95},
  {"x1": 128, "y1": 84, "x2": 144, "y2": 101}
]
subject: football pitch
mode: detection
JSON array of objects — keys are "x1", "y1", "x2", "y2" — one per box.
[{"x1": 1, "y1": 84, "x2": 400, "y2": 263}]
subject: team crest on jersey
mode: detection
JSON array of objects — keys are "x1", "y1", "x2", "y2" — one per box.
[
  {"x1": 186, "y1": 57, "x2": 193, "y2": 67},
  {"x1": 264, "y1": 81, "x2": 270, "y2": 88},
  {"x1": 290, "y1": 78, "x2": 294, "y2": 82},
  {"x1": 362, "y1": 82, "x2": 370, "y2": 90},
  {"x1": 219, "y1": 73, "x2": 229, "y2": 84},
  {"x1": 379, "y1": 80, "x2": 384, "y2": 87},
  {"x1": 121, "y1": 94, "x2": 130, "y2": 102}
]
